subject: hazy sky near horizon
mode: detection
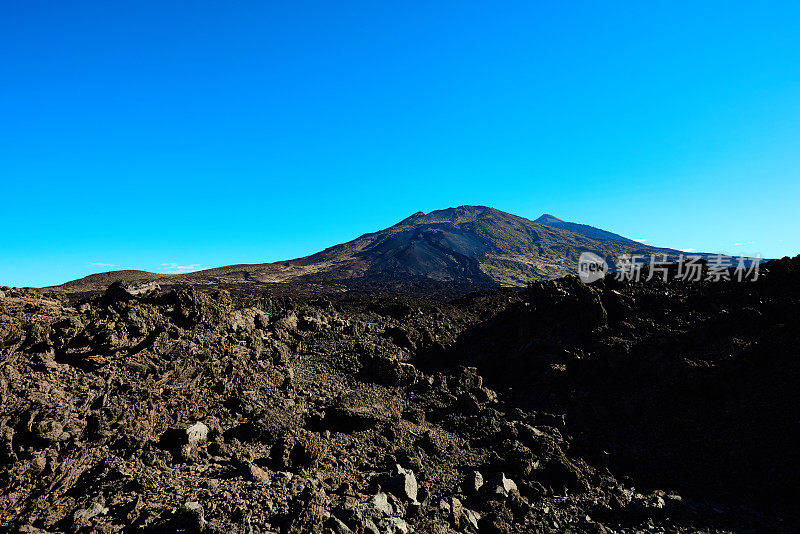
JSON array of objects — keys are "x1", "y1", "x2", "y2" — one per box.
[{"x1": 2, "y1": 1, "x2": 799, "y2": 287}]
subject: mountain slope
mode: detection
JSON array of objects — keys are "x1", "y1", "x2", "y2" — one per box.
[
  {"x1": 54, "y1": 205, "x2": 681, "y2": 294},
  {"x1": 534, "y1": 213, "x2": 637, "y2": 243}
]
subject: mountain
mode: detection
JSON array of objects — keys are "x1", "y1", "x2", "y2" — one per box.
[
  {"x1": 287, "y1": 206, "x2": 671, "y2": 285},
  {"x1": 55, "y1": 205, "x2": 680, "y2": 294},
  {"x1": 534, "y1": 213, "x2": 636, "y2": 243}
]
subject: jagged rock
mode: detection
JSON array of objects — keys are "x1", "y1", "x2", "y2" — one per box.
[
  {"x1": 244, "y1": 461, "x2": 271, "y2": 484},
  {"x1": 286, "y1": 486, "x2": 328, "y2": 532},
  {"x1": 449, "y1": 497, "x2": 464, "y2": 527},
  {"x1": 105, "y1": 281, "x2": 160, "y2": 301},
  {"x1": 382, "y1": 326, "x2": 416, "y2": 350},
  {"x1": 473, "y1": 386, "x2": 497, "y2": 404},
  {"x1": 448, "y1": 497, "x2": 480, "y2": 531},
  {"x1": 186, "y1": 421, "x2": 209, "y2": 445},
  {"x1": 334, "y1": 505, "x2": 381, "y2": 534},
  {"x1": 174, "y1": 287, "x2": 232, "y2": 327},
  {"x1": 325, "y1": 514, "x2": 354, "y2": 533},
  {"x1": 272, "y1": 433, "x2": 296, "y2": 470},
  {"x1": 299, "y1": 314, "x2": 328, "y2": 332},
  {"x1": 276, "y1": 312, "x2": 298, "y2": 331},
  {"x1": 478, "y1": 501, "x2": 514, "y2": 534},
  {"x1": 388, "y1": 464, "x2": 418, "y2": 502},
  {"x1": 362, "y1": 519, "x2": 381, "y2": 534},
  {"x1": 453, "y1": 365, "x2": 483, "y2": 391},
  {"x1": 663, "y1": 493, "x2": 684, "y2": 511},
  {"x1": 482, "y1": 473, "x2": 518, "y2": 498},
  {"x1": 464, "y1": 470, "x2": 484, "y2": 494},
  {"x1": 463, "y1": 508, "x2": 481, "y2": 531},
  {"x1": 33, "y1": 420, "x2": 69, "y2": 443},
  {"x1": 364, "y1": 356, "x2": 419, "y2": 386},
  {"x1": 372, "y1": 492, "x2": 394, "y2": 516},
  {"x1": 378, "y1": 517, "x2": 412, "y2": 534},
  {"x1": 633, "y1": 492, "x2": 666, "y2": 511},
  {"x1": 73, "y1": 501, "x2": 108, "y2": 524},
  {"x1": 159, "y1": 421, "x2": 210, "y2": 462},
  {"x1": 457, "y1": 392, "x2": 482, "y2": 414},
  {"x1": 282, "y1": 367, "x2": 295, "y2": 390},
  {"x1": 182, "y1": 501, "x2": 206, "y2": 528}
]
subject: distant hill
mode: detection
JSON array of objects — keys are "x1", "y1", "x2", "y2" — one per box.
[
  {"x1": 54, "y1": 205, "x2": 688, "y2": 295},
  {"x1": 534, "y1": 214, "x2": 636, "y2": 243}
]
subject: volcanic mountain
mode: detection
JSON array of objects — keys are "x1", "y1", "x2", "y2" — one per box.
[{"x1": 57, "y1": 206, "x2": 681, "y2": 294}]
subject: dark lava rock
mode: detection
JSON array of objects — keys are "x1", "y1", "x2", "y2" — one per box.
[{"x1": 0, "y1": 257, "x2": 798, "y2": 532}]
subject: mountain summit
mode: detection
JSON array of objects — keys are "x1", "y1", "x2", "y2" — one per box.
[
  {"x1": 58, "y1": 206, "x2": 677, "y2": 294},
  {"x1": 533, "y1": 213, "x2": 566, "y2": 224}
]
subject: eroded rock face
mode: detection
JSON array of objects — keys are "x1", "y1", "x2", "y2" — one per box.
[{"x1": 0, "y1": 257, "x2": 799, "y2": 532}]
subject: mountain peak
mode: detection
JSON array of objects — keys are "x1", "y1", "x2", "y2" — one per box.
[
  {"x1": 397, "y1": 211, "x2": 426, "y2": 225},
  {"x1": 393, "y1": 206, "x2": 507, "y2": 227},
  {"x1": 535, "y1": 214, "x2": 566, "y2": 224}
]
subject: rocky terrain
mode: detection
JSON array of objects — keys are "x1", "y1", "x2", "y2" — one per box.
[
  {"x1": 2, "y1": 255, "x2": 798, "y2": 533},
  {"x1": 57, "y1": 206, "x2": 687, "y2": 296}
]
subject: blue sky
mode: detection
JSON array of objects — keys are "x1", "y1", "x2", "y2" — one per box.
[{"x1": 2, "y1": 1, "x2": 799, "y2": 287}]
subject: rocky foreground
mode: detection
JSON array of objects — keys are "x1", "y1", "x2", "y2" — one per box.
[{"x1": 1, "y1": 257, "x2": 799, "y2": 533}]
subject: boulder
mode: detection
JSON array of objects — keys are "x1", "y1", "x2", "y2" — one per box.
[
  {"x1": 186, "y1": 422, "x2": 209, "y2": 446},
  {"x1": 244, "y1": 461, "x2": 271, "y2": 484},
  {"x1": 182, "y1": 501, "x2": 206, "y2": 529}
]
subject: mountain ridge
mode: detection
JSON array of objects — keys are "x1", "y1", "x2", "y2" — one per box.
[
  {"x1": 534, "y1": 213, "x2": 637, "y2": 243},
  {"x1": 54, "y1": 206, "x2": 690, "y2": 294}
]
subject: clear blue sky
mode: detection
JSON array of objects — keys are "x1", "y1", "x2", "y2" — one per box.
[{"x1": 2, "y1": 1, "x2": 799, "y2": 287}]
